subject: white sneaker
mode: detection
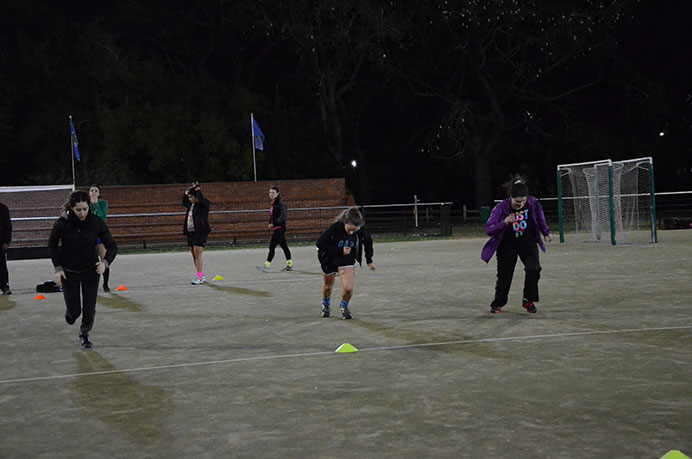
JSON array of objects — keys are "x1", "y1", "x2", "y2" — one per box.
[
  {"x1": 191, "y1": 277, "x2": 205, "y2": 285},
  {"x1": 256, "y1": 266, "x2": 269, "y2": 273}
]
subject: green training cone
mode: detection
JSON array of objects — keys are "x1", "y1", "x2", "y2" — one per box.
[
  {"x1": 212, "y1": 275, "x2": 224, "y2": 281},
  {"x1": 661, "y1": 451, "x2": 690, "y2": 459},
  {"x1": 335, "y1": 343, "x2": 358, "y2": 353}
]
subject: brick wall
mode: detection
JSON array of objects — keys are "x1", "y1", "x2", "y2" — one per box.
[{"x1": 8, "y1": 178, "x2": 355, "y2": 248}]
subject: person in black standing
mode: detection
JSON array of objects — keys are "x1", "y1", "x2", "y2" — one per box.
[
  {"x1": 49, "y1": 191, "x2": 117, "y2": 348},
  {"x1": 182, "y1": 182, "x2": 210, "y2": 285},
  {"x1": 257, "y1": 186, "x2": 293, "y2": 272},
  {"x1": 0, "y1": 201, "x2": 11, "y2": 295}
]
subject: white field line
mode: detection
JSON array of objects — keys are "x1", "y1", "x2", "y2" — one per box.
[{"x1": 1, "y1": 325, "x2": 690, "y2": 385}]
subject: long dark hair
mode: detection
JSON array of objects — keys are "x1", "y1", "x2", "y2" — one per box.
[
  {"x1": 270, "y1": 185, "x2": 281, "y2": 202},
  {"x1": 62, "y1": 190, "x2": 90, "y2": 212}
]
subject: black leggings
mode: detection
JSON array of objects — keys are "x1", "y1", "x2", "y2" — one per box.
[
  {"x1": 267, "y1": 227, "x2": 291, "y2": 262},
  {"x1": 0, "y1": 251, "x2": 8, "y2": 289},
  {"x1": 62, "y1": 270, "x2": 100, "y2": 335},
  {"x1": 490, "y1": 242, "x2": 542, "y2": 307}
]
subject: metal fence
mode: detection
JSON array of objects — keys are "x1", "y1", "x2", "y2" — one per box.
[{"x1": 7, "y1": 190, "x2": 691, "y2": 255}]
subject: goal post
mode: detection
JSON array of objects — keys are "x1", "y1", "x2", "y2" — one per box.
[{"x1": 557, "y1": 158, "x2": 657, "y2": 244}]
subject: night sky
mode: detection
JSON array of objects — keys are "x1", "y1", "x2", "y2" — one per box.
[{"x1": 1, "y1": 0, "x2": 691, "y2": 206}]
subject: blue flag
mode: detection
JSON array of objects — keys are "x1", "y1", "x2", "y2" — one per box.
[
  {"x1": 252, "y1": 117, "x2": 265, "y2": 151},
  {"x1": 69, "y1": 117, "x2": 80, "y2": 161}
]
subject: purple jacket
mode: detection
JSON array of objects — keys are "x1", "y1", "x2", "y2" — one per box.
[{"x1": 481, "y1": 196, "x2": 551, "y2": 263}]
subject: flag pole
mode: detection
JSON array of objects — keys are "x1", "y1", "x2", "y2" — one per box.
[
  {"x1": 251, "y1": 113, "x2": 257, "y2": 182},
  {"x1": 69, "y1": 115, "x2": 76, "y2": 189}
]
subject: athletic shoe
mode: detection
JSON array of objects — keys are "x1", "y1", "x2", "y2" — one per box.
[
  {"x1": 0, "y1": 287, "x2": 10, "y2": 295},
  {"x1": 489, "y1": 305, "x2": 502, "y2": 314},
  {"x1": 321, "y1": 306, "x2": 330, "y2": 318},
  {"x1": 256, "y1": 266, "x2": 269, "y2": 273},
  {"x1": 79, "y1": 334, "x2": 93, "y2": 349},
  {"x1": 281, "y1": 266, "x2": 294, "y2": 272},
  {"x1": 341, "y1": 307, "x2": 352, "y2": 320},
  {"x1": 191, "y1": 277, "x2": 205, "y2": 285},
  {"x1": 522, "y1": 300, "x2": 537, "y2": 313},
  {"x1": 103, "y1": 285, "x2": 111, "y2": 292}
]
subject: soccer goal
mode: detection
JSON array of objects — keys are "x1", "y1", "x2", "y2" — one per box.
[{"x1": 556, "y1": 158, "x2": 657, "y2": 244}]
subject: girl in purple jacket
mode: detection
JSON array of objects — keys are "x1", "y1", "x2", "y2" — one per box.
[{"x1": 481, "y1": 178, "x2": 553, "y2": 314}]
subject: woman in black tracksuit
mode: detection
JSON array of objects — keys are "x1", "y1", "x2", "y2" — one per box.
[
  {"x1": 48, "y1": 191, "x2": 117, "y2": 348},
  {"x1": 182, "y1": 182, "x2": 211, "y2": 284},
  {"x1": 316, "y1": 207, "x2": 375, "y2": 319},
  {"x1": 258, "y1": 186, "x2": 293, "y2": 272}
]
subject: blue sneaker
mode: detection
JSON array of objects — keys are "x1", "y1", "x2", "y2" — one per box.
[{"x1": 79, "y1": 334, "x2": 93, "y2": 349}]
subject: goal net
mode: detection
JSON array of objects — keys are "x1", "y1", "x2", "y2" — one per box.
[
  {"x1": 557, "y1": 158, "x2": 657, "y2": 244},
  {"x1": 0, "y1": 185, "x2": 74, "y2": 248}
]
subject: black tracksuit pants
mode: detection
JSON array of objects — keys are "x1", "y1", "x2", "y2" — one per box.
[
  {"x1": 0, "y1": 251, "x2": 8, "y2": 290},
  {"x1": 62, "y1": 270, "x2": 100, "y2": 335},
  {"x1": 267, "y1": 227, "x2": 291, "y2": 262},
  {"x1": 490, "y1": 242, "x2": 542, "y2": 307}
]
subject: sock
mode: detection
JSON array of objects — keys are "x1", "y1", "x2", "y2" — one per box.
[
  {"x1": 197, "y1": 272, "x2": 204, "y2": 279},
  {"x1": 322, "y1": 297, "x2": 331, "y2": 307},
  {"x1": 286, "y1": 259, "x2": 293, "y2": 267},
  {"x1": 340, "y1": 300, "x2": 349, "y2": 310},
  {"x1": 264, "y1": 261, "x2": 271, "y2": 269}
]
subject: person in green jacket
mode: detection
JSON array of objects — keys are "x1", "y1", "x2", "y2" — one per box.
[{"x1": 89, "y1": 185, "x2": 111, "y2": 292}]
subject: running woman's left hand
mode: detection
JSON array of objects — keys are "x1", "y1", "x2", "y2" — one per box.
[
  {"x1": 95, "y1": 261, "x2": 106, "y2": 275},
  {"x1": 367, "y1": 263, "x2": 376, "y2": 271},
  {"x1": 545, "y1": 233, "x2": 554, "y2": 243}
]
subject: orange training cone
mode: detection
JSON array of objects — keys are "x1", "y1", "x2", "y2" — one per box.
[
  {"x1": 116, "y1": 285, "x2": 128, "y2": 291},
  {"x1": 34, "y1": 294, "x2": 47, "y2": 300}
]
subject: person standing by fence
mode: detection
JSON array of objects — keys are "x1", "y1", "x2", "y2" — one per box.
[
  {"x1": 183, "y1": 182, "x2": 210, "y2": 285},
  {"x1": 0, "y1": 201, "x2": 11, "y2": 295},
  {"x1": 257, "y1": 186, "x2": 293, "y2": 272},
  {"x1": 49, "y1": 191, "x2": 117, "y2": 348},
  {"x1": 481, "y1": 177, "x2": 553, "y2": 314},
  {"x1": 89, "y1": 185, "x2": 111, "y2": 292},
  {"x1": 316, "y1": 207, "x2": 375, "y2": 319}
]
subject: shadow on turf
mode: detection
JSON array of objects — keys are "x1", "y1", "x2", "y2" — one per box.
[
  {"x1": 206, "y1": 283, "x2": 271, "y2": 297},
  {"x1": 98, "y1": 293, "x2": 144, "y2": 312},
  {"x1": 72, "y1": 350, "x2": 172, "y2": 444},
  {"x1": 0, "y1": 296, "x2": 16, "y2": 311}
]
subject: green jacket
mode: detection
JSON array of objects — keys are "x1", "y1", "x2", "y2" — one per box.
[{"x1": 90, "y1": 199, "x2": 108, "y2": 222}]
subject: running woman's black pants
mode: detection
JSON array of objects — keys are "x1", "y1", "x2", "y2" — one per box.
[{"x1": 62, "y1": 269, "x2": 100, "y2": 336}]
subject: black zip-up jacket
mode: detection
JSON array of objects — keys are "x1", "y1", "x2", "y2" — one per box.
[
  {"x1": 270, "y1": 198, "x2": 288, "y2": 229},
  {"x1": 316, "y1": 221, "x2": 374, "y2": 266},
  {"x1": 0, "y1": 203, "x2": 11, "y2": 245},
  {"x1": 48, "y1": 211, "x2": 117, "y2": 273},
  {"x1": 182, "y1": 192, "x2": 211, "y2": 235}
]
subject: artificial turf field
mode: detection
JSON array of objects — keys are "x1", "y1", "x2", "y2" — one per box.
[{"x1": 1, "y1": 231, "x2": 691, "y2": 458}]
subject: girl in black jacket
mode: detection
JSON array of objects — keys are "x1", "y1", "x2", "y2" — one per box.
[
  {"x1": 183, "y1": 182, "x2": 210, "y2": 284},
  {"x1": 316, "y1": 207, "x2": 375, "y2": 319},
  {"x1": 258, "y1": 186, "x2": 293, "y2": 272},
  {"x1": 48, "y1": 191, "x2": 117, "y2": 348}
]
